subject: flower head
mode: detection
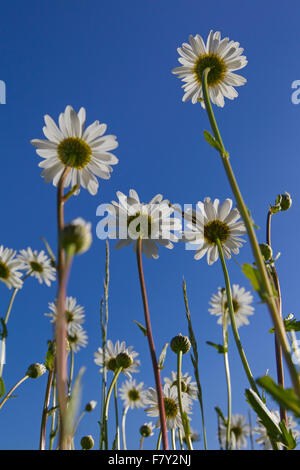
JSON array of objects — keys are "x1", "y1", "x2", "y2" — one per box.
[
  {"x1": 31, "y1": 105, "x2": 118, "y2": 195},
  {"x1": 254, "y1": 411, "x2": 300, "y2": 450},
  {"x1": 184, "y1": 198, "x2": 246, "y2": 265},
  {"x1": 140, "y1": 422, "x2": 155, "y2": 438},
  {"x1": 94, "y1": 340, "x2": 140, "y2": 378},
  {"x1": 172, "y1": 30, "x2": 247, "y2": 107},
  {"x1": 0, "y1": 246, "x2": 24, "y2": 289},
  {"x1": 26, "y1": 363, "x2": 46, "y2": 379},
  {"x1": 164, "y1": 371, "x2": 198, "y2": 400},
  {"x1": 107, "y1": 190, "x2": 181, "y2": 259},
  {"x1": 220, "y1": 414, "x2": 249, "y2": 450},
  {"x1": 17, "y1": 248, "x2": 56, "y2": 286},
  {"x1": 45, "y1": 296, "x2": 85, "y2": 335},
  {"x1": 209, "y1": 285, "x2": 254, "y2": 328},
  {"x1": 119, "y1": 379, "x2": 147, "y2": 409},
  {"x1": 145, "y1": 384, "x2": 192, "y2": 430},
  {"x1": 68, "y1": 327, "x2": 88, "y2": 352},
  {"x1": 60, "y1": 218, "x2": 92, "y2": 254}
]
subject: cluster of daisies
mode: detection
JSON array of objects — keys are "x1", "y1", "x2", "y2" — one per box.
[{"x1": 0, "y1": 246, "x2": 56, "y2": 290}]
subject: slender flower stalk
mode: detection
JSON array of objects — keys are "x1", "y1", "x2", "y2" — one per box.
[
  {"x1": 171, "y1": 429, "x2": 176, "y2": 450},
  {"x1": 0, "y1": 375, "x2": 29, "y2": 410},
  {"x1": 67, "y1": 349, "x2": 74, "y2": 398},
  {"x1": 156, "y1": 430, "x2": 162, "y2": 450},
  {"x1": 221, "y1": 290, "x2": 232, "y2": 450},
  {"x1": 216, "y1": 238, "x2": 259, "y2": 394},
  {"x1": 49, "y1": 376, "x2": 58, "y2": 450},
  {"x1": 122, "y1": 405, "x2": 129, "y2": 450},
  {"x1": 39, "y1": 369, "x2": 54, "y2": 450},
  {"x1": 139, "y1": 436, "x2": 144, "y2": 450},
  {"x1": 103, "y1": 367, "x2": 122, "y2": 450},
  {"x1": 176, "y1": 351, "x2": 193, "y2": 450},
  {"x1": 114, "y1": 384, "x2": 120, "y2": 450},
  {"x1": 136, "y1": 237, "x2": 168, "y2": 450},
  {"x1": 201, "y1": 67, "x2": 300, "y2": 399},
  {"x1": 266, "y1": 210, "x2": 287, "y2": 424}
]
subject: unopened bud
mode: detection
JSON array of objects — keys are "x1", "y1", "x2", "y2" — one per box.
[
  {"x1": 60, "y1": 218, "x2": 92, "y2": 254},
  {"x1": 170, "y1": 334, "x2": 191, "y2": 354},
  {"x1": 280, "y1": 192, "x2": 292, "y2": 211},
  {"x1": 140, "y1": 423, "x2": 154, "y2": 438},
  {"x1": 259, "y1": 243, "x2": 273, "y2": 262},
  {"x1": 26, "y1": 363, "x2": 46, "y2": 379},
  {"x1": 85, "y1": 400, "x2": 97, "y2": 412},
  {"x1": 80, "y1": 435, "x2": 94, "y2": 450}
]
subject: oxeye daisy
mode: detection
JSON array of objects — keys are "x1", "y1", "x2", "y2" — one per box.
[
  {"x1": 68, "y1": 327, "x2": 88, "y2": 352},
  {"x1": 184, "y1": 197, "x2": 246, "y2": 265},
  {"x1": 0, "y1": 246, "x2": 24, "y2": 289},
  {"x1": 209, "y1": 285, "x2": 254, "y2": 328},
  {"x1": 107, "y1": 189, "x2": 181, "y2": 259},
  {"x1": 94, "y1": 340, "x2": 140, "y2": 378},
  {"x1": 45, "y1": 296, "x2": 85, "y2": 335},
  {"x1": 254, "y1": 411, "x2": 300, "y2": 450},
  {"x1": 220, "y1": 414, "x2": 249, "y2": 450},
  {"x1": 145, "y1": 384, "x2": 192, "y2": 430},
  {"x1": 31, "y1": 105, "x2": 118, "y2": 195},
  {"x1": 172, "y1": 30, "x2": 247, "y2": 107},
  {"x1": 164, "y1": 371, "x2": 198, "y2": 400},
  {"x1": 17, "y1": 248, "x2": 56, "y2": 287},
  {"x1": 140, "y1": 422, "x2": 155, "y2": 438},
  {"x1": 119, "y1": 379, "x2": 147, "y2": 409}
]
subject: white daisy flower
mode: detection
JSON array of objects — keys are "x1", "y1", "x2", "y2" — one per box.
[
  {"x1": 209, "y1": 285, "x2": 254, "y2": 328},
  {"x1": 254, "y1": 411, "x2": 300, "y2": 450},
  {"x1": 140, "y1": 422, "x2": 155, "y2": 438},
  {"x1": 45, "y1": 296, "x2": 85, "y2": 335},
  {"x1": 68, "y1": 327, "x2": 88, "y2": 352},
  {"x1": 164, "y1": 371, "x2": 198, "y2": 400},
  {"x1": 183, "y1": 197, "x2": 246, "y2": 265},
  {"x1": 17, "y1": 248, "x2": 56, "y2": 287},
  {"x1": 119, "y1": 379, "x2": 147, "y2": 409},
  {"x1": 172, "y1": 30, "x2": 247, "y2": 107},
  {"x1": 31, "y1": 105, "x2": 118, "y2": 195},
  {"x1": 145, "y1": 384, "x2": 192, "y2": 430},
  {"x1": 107, "y1": 189, "x2": 181, "y2": 259},
  {"x1": 94, "y1": 340, "x2": 140, "y2": 378},
  {"x1": 0, "y1": 246, "x2": 24, "y2": 289},
  {"x1": 220, "y1": 414, "x2": 249, "y2": 450}
]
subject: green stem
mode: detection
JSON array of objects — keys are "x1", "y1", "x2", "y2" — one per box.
[
  {"x1": 103, "y1": 367, "x2": 122, "y2": 450},
  {"x1": 0, "y1": 375, "x2": 29, "y2": 410},
  {"x1": 171, "y1": 429, "x2": 176, "y2": 450},
  {"x1": 176, "y1": 351, "x2": 193, "y2": 450},
  {"x1": 156, "y1": 430, "x2": 162, "y2": 450},
  {"x1": 202, "y1": 67, "x2": 300, "y2": 399},
  {"x1": 178, "y1": 428, "x2": 183, "y2": 449},
  {"x1": 49, "y1": 376, "x2": 57, "y2": 450},
  {"x1": 122, "y1": 405, "x2": 129, "y2": 450},
  {"x1": 216, "y1": 238, "x2": 259, "y2": 395},
  {"x1": 39, "y1": 369, "x2": 54, "y2": 450},
  {"x1": 67, "y1": 349, "x2": 74, "y2": 398},
  {"x1": 139, "y1": 436, "x2": 144, "y2": 450},
  {"x1": 221, "y1": 292, "x2": 231, "y2": 450},
  {"x1": 114, "y1": 383, "x2": 120, "y2": 450}
]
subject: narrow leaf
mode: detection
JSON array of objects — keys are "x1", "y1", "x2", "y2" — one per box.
[
  {"x1": 257, "y1": 376, "x2": 300, "y2": 418},
  {"x1": 133, "y1": 320, "x2": 147, "y2": 337},
  {"x1": 158, "y1": 342, "x2": 169, "y2": 370}
]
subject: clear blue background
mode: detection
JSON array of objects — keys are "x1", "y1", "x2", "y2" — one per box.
[{"x1": 0, "y1": 0, "x2": 300, "y2": 450}]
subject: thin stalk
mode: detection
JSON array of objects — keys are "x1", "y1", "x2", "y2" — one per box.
[
  {"x1": 266, "y1": 210, "x2": 287, "y2": 424},
  {"x1": 178, "y1": 428, "x2": 183, "y2": 449},
  {"x1": 49, "y1": 376, "x2": 58, "y2": 450},
  {"x1": 176, "y1": 351, "x2": 193, "y2": 450},
  {"x1": 0, "y1": 375, "x2": 29, "y2": 410},
  {"x1": 136, "y1": 237, "x2": 168, "y2": 450},
  {"x1": 114, "y1": 383, "x2": 120, "y2": 450},
  {"x1": 122, "y1": 405, "x2": 129, "y2": 450},
  {"x1": 72, "y1": 410, "x2": 85, "y2": 436},
  {"x1": 103, "y1": 367, "x2": 122, "y2": 450},
  {"x1": 171, "y1": 429, "x2": 176, "y2": 450},
  {"x1": 221, "y1": 298, "x2": 232, "y2": 450},
  {"x1": 39, "y1": 369, "x2": 54, "y2": 450},
  {"x1": 67, "y1": 349, "x2": 74, "y2": 398},
  {"x1": 156, "y1": 430, "x2": 162, "y2": 450},
  {"x1": 139, "y1": 436, "x2": 144, "y2": 450},
  {"x1": 202, "y1": 67, "x2": 300, "y2": 399},
  {"x1": 216, "y1": 238, "x2": 259, "y2": 394},
  {"x1": 248, "y1": 410, "x2": 255, "y2": 450}
]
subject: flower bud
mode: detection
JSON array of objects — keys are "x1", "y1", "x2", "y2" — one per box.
[
  {"x1": 280, "y1": 192, "x2": 292, "y2": 211},
  {"x1": 60, "y1": 218, "x2": 92, "y2": 254},
  {"x1": 259, "y1": 243, "x2": 273, "y2": 262},
  {"x1": 80, "y1": 435, "x2": 94, "y2": 450},
  {"x1": 116, "y1": 352, "x2": 133, "y2": 369},
  {"x1": 140, "y1": 423, "x2": 154, "y2": 438},
  {"x1": 170, "y1": 334, "x2": 191, "y2": 354},
  {"x1": 85, "y1": 400, "x2": 97, "y2": 412},
  {"x1": 26, "y1": 363, "x2": 46, "y2": 379}
]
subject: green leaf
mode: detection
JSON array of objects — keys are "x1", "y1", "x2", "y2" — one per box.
[
  {"x1": 45, "y1": 341, "x2": 55, "y2": 371},
  {"x1": 215, "y1": 406, "x2": 226, "y2": 424},
  {"x1": 0, "y1": 377, "x2": 5, "y2": 398},
  {"x1": 206, "y1": 341, "x2": 228, "y2": 354},
  {"x1": 242, "y1": 264, "x2": 262, "y2": 292},
  {"x1": 269, "y1": 316, "x2": 300, "y2": 333},
  {"x1": 279, "y1": 420, "x2": 297, "y2": 449},
  {"x1": 203, "y1": 130, "x2": 222, "y2": 152},
  {"x1": 158, "y1": 342, "x2": 169, "y2": 370},
  {"x1": 41, "y1": 237, "x2": 56, "y2": 267},
  {"x1": 133, "y1": 320, "x2": 147, "y2": 337},
  {"x1": 256, "y1": 376, "x2": 300, "y2": 418}
]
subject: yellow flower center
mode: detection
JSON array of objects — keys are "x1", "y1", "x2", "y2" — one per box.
[
  {"x1": 58, "y1": 137, "x2": 92, "y2": 169},
  {"x1": 194, "y1": 53, "x2": 227, "y2": 86},
  {"x1": 224, "y1": 298, "x2": 240, "y2": 313},
  {"x1": 204, "y1": 220, "x2": 230, "y2": 245},
  {"x1": 127, "y1": 212, "x2": 154, "y2": 238},
  {"x1": 163, "y1": 397, "x2": 178, "y2": 419},
  {"x1": 65, "y1": 310, "x2": 74, "y2": 323},
  {"x1": 128, "y1": 389, "x2": 140, "y2": 401},
  {"x1": 0, "y1": 261, "x2": 9, "y2": 280},
  {"x1": 30, "y1": 261, "x2": 44, "y2": 273}
]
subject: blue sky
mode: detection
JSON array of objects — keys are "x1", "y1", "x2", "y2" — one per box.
[{"x1": 1, "y1": 0, "x2": 300, "y2": 450}]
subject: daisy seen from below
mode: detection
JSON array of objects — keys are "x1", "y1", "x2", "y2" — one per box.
[
  {"x1": 164, "y1": 371, "x2": 198, "y2": 400},
  {"x1": 172, "y1": 30, "x2": 247, "y2": 107},
  {"x1": 17, "y1": 248, "x2": 56, "y2": 287},
  {"x1": 68, "y1": 327, "x2": 88, "y2": 353},
  {"x1": 94, "y1": 340, "x2": 140, "y2": 378},
  {"x1": 45, "y1": 296, "x2": 85, "y2": 335},
  {"x1": 220, "y1": 414, "x2": 249, "y2": 450},
  {"x1": 31, "y1": 105, "x2": 118, "y2": 195},
  {"x1": 209, "y1": 285, "x2": 254, "y2": 328},
  {"x1": 145, "y1": 384, "x2": 192, "y2": 430},
  {"x1": 106, "y1": 189, "x2": 181, "y2": 259},
  {"x1": 254, "y1": 411, "x2": 300, "y2": 450},
  {"x1": 183, "y1": 197, "x2": 246, "y2": 265},
  {"x1": 0, "y1": 246, "x2": 24, "y2": 289},
  {"x1": 119, "y1": 379, "x2": 147, "y2": 409}
]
